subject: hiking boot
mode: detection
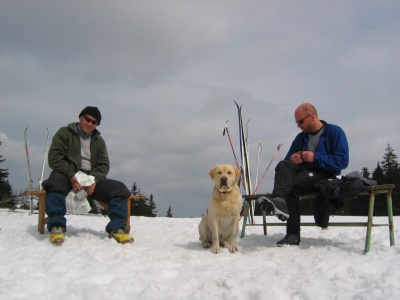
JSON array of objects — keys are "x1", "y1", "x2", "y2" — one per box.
[
  {"x1": 109, "y1": 229, "x2": 134, "y2": 244},
  {"x1": 257, "y1": 196, "x2": 289, "y2": 221},
  {"x1": 50, "y1": 226, "x2": 65, "y2": 245},
  {"x1": 276, "y1": 233, "x2": 301, "y2": 247}
]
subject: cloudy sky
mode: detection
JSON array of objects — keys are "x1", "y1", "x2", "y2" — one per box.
[{"x1": 1, "y1": 1, "x2": 399, "y2": 217}]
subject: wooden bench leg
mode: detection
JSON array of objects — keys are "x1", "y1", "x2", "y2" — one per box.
[
  {"x1": 123, "y1": 194, "x2": 148, "y2": 234},
  {"x1": 123, "y1": 196, "x2": 132, "y2": 234},
  {"x1": 241, "y1": 199, "x2": 268, "y2": 238},
  {"x1": 387, "y1": 189, "x2": 395, "y2": 247},
  {"x1": 240, "y1": 202, "x2": 249, "y2": 238},
  {"x1": 262, "y1": 210, "x2": 267, "y2": 236},
  {"x1": 38, "y1": 194, "x2": 47, "y2": 234},
  {"x1": 364, "y1": 191, "x2": 376, "y2": 254}
]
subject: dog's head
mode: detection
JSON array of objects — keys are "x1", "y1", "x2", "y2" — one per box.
[{"x1": 209, "y1": 164, "x2": 240, "y2": 193}]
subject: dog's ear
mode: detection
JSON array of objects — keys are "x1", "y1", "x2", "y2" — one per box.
[
  {"x1": 234, "y1": 167, "x2": 241, "y2": 180},
  {"x1": 209, "y1": 166, "x2": 216, "y2": 180}
]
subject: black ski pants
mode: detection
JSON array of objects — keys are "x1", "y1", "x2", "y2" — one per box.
[
  {"x1": 272, "y1": 160, "x2": 334, "y2": 234},
  {"x1": 42, "y1": 172, "x2": 131, "y2": 232}
]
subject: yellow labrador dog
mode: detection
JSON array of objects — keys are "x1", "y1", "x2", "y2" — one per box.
[{"x1": 198, "y1": 164, "x2": 242, "y2": 254}]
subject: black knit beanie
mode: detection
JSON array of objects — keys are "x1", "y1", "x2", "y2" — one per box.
[{"x1": 79, "y1": 106, "x2": 102, "y2": 125}]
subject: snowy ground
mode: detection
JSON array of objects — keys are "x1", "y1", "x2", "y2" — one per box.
[{"x1": 0, "y1": 209, "x2": 399, "y2": 300}]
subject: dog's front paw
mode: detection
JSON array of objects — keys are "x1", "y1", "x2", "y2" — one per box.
[
  {"x1": 211, "y1": 247, "x2": 221, "y2": 254},
  {"x1": 228, "y1": 245, "x2": 238, "y2": 253}
]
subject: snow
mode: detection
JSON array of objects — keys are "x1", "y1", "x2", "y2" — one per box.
[{"x1": 0, "y1": 209, "x2": 399, "y2": 300}]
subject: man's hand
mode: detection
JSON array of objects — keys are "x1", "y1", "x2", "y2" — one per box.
[
  {"x1": 300, "y1": 151, "x2": 315, "y2": 163},
  {"x1": 290, "y1": 151, "x2": 303, "y2": 164},
  {"x1": 71, "y1": 176, "x2": 83, "y2": 193},
  {"x1": 85, "y1": 182, "x2": 96, "y2": 196}
]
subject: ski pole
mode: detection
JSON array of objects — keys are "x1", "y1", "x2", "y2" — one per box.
[
  {"x1": 255, "y1": 140, "x2": 262, "y2": 189},
  {"x1": 223, "y1": 120, "x2": 245, "y2": 187},
  {"x1": 39, "y1": 126, "x2": 49, "y2": 191},
  {"x1": 253, "y1": 143, "x2": 283, "y2": 194},
  {"x1": 223, "y1": 120, "x2": 240, "y2": 171}
]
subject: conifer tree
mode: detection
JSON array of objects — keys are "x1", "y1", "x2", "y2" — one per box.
[
  {"x1": 0, "y1": 142, "x2": 14, "y2": 208},
  {"x1": 380, "y1": 144, "x2": 400, "y2": 185},
  {"x1": 148, "y1": 194, "x2": 157, "y2": 217},
  {"x1": 130, "y1": 182, "x2": 146, "y2": 216},
  {"x1": 130, "y1": 182, "x2": 139, "y2": 196},
  {"x1": 129, "y1": 182, "x2": 158, "y2": 217},
  {"x1": 133, "y1": 197, "x2": 148, "y2": 216},
  {"x1": 361, "y1": 167, "x2": 371, "y2": 179},
  {"x1": 166, "y1": 206, "x2": 173, "y2": 218},
  {"x1": 372, "y1": 162, "x2": 385, "y2": 183},
  {"x1": 381, "y1": 144, "x2": 398, "y2": 172},
  {"x1": 371, "y1": 145, "x2": 400, "y2": 215}
]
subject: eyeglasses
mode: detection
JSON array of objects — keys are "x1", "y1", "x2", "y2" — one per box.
[
  {"x1": 83, "y1": 115, "x2": 98, "y2": 125},
  {"x1": 296, "y1": 114, "x2": 312, "y2": 126}
]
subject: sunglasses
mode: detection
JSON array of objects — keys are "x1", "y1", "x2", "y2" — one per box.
[
  {"x1": 296, "y1": 114, "x2": 312, "y2": 126},
  {"x1": 83, "y1": 115, "x2": 98, "y2": 125}
]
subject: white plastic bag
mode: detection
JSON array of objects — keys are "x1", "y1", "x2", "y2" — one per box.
[
  {"x1": 75, "y1": 171, "x2": 95, "y2": 186},
  {"x1": 65, "y1": 171, "x2": 95, "y2": 215},
  {"x1": 66, "y1": 191, "x2": 91, "y2": 215}
]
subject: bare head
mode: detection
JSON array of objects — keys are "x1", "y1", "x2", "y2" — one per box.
[{"x1": 294, "y1": 103, "x2": 322, "y2": 133}]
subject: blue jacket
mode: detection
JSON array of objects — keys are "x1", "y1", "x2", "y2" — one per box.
[{"x1": 284, "y1": 121, "x2": 349, "y2": 176}]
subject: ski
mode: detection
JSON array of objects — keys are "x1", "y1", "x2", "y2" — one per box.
[
  {"x1": 24, "y1": 127, "x2": 34, "y2": 213},
  {"x1": 234, "y1": 101, "x2": 252, "y2": 195},
  {"x1": 255, "y1": 140, "x2": 262, "y2": 190},
  {"x1": 234, "y1": 101, "x2": 255, "y2": 223},
  {"x1": 24, "y1": 126, "x2": 50, "y2": 212},
  {"x1": 24, "y1": 127, "x2": 33, "y2": 190}
]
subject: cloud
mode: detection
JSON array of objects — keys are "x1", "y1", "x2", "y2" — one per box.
[{"x1": 1, "y1": 1, "x2": 400, "y2": 216}]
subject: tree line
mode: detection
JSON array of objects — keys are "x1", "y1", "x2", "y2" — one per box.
[{"x1": 1, "y1": 141, "x2": 400, "y2": 217}]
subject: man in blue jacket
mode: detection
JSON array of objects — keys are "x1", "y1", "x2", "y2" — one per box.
[{"x1": 258, "y1": 103, "x2": 349, "y2": 246}]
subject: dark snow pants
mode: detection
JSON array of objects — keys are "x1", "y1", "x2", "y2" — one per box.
[{"x1": 271, "y1": 160, "x2": 334, "y2": 234}]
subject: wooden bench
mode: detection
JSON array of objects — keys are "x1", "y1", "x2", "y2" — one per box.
[
  {"x1": 23, "y1": 190, "x2": 147, "y2": 234},
  {"x1": 240, "y1": 184, "x2": 396, "y2": 254}
]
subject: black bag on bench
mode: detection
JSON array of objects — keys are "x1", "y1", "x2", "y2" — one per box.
[{"x1": 313, "y1": 175, "x2": 365, "y2": 228}]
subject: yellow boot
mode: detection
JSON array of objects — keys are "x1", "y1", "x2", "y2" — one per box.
[
  {"x1": 109, "y1": 229, "x2": 134, "y2": 244},
  {"x1": 50, "y1": 226, "x2": 65, "y2": 245}
]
